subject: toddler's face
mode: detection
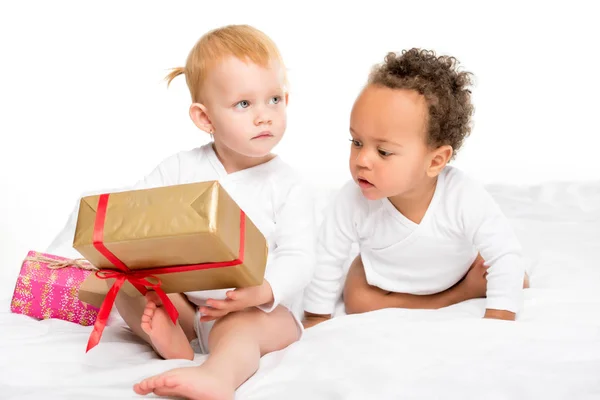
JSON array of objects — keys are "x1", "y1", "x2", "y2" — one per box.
[
  {"x1": 202, "y1": 56, "x2": 287, "y2": 158},
  {"x1": 349, "y1": 84, "x2": 433, "y2": 200}
]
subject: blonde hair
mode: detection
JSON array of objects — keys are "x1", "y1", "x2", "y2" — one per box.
[{"x1": 165, "y1": 25, "x2": 286, "y2": 103}]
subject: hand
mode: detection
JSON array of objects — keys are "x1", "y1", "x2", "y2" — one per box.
[
  {"x1": 199, "y1": 280, "x2": 274, "y2": 322},
  {"x1": 484, "y1": 309, "x2": 516, "y2": 321},
  {"x1": 302, "y1": 312, "x2": 331, "y2": 329},
  {"x1": 458, "y1": 253, "x2": 489, "y2": 301}
]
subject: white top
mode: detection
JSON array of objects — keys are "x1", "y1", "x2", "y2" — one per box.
[
  {"x1": 303, "y1": 166, "x2": 525, "y2": 315},
  {"x1": 50, "y1": 144, "x2": 316, "y2": 316}
]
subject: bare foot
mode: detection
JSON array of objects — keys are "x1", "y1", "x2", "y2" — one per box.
[
  {"x1": 141, "y1": 292, "x2": 194, "y2": 360},
  {"x1": 133, "y1": 365, "x2": 234, "y2": 400}
]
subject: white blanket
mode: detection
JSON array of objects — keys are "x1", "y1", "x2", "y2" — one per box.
[{"x1": 1, "y1": 180, "x2": 600, "y2": 399}]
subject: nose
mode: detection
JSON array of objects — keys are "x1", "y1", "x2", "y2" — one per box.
[
  {"x1": 254, "y1": 105, "x2": 272, "y2": 126},
  {"x1": 354, "y1": 148, "x2": 372, "y2": 169}
]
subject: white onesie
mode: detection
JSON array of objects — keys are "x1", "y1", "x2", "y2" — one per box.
[
  {"x1": 49, "y1": 143, "x2": 316, "y2": 353},
  {"x1": 303, "y1": 165, "x2": 525, "y2": 316}
]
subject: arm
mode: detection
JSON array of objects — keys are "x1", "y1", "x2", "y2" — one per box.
[
  {"x1": 302, "y1": 182, "x2": 361, "y2": 324},
  {"x1": 484, "y1": 309, "x2": 515, "y2": 320},
  {"x1": 198, "y1": 181, "x2": 318, "y2": 320},
  {"x1": 344, "y1": 254, "x2": 488, "y2": 314},
  {"x1": 130, "y1": 153, "x2": 182, "y2": 190},
  {"x1": 463, "y1": 185, "x2": 525, "y2": 320},
  {"x1": 254, "y1": 182, "x2": 317, "y2": 313},
  {"x1": 47, "y1": 153, "x2": 182, "y2": 257}
]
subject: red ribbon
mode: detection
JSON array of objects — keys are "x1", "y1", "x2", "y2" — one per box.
[{"x1": 86, "y1": 193, "x2": 246, "y2": 352}]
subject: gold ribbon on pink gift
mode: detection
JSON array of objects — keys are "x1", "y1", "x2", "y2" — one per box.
[{"x1": 24, "y1": 254, "x2": 98, "y2": 271}]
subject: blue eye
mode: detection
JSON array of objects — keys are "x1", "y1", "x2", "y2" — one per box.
[
  {"x1": 235, "y1": 100, "x2": 250, "y2": 109},
  {"x1": 270, "y1": 96, "x2": 281, "y2": 104}
]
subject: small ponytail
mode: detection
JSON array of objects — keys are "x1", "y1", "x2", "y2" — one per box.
[{"x1": 165, "y1": 67, "x2": 185, "y2": 87}]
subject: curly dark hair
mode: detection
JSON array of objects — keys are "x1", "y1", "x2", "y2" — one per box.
[{"x1": 368, "y1": 49, "x2": 474, "y2": 158}]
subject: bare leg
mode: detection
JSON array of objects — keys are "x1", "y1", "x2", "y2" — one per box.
[
  {"x1": 344, "y1": 254, "x2": 530, "y2": 315},
  {"x1": 115, "y1": 290, "x2": 196, "y2": 360},
  {"x1": 343, "y1": 255, "x2": 486, "y2": 313},
  {"x1": 133, "y1": 305, "x2": 300, "y2": 400}
]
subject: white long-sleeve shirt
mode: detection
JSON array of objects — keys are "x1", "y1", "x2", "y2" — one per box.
[
  {"x1": 303, "y1": 165, "x2": 525, "y2": 315},
  {"x1": 49, "y1": 144, "x2": 316, "y2": 316}
]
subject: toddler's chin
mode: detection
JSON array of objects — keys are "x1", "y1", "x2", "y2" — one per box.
[{"x1": 358, "y1": 188, "x2": 383, "y2": 201}]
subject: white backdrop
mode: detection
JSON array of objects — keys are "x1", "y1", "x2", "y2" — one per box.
[{"x1": 1, "y1": 0, "x2": 598, "y2": 290}]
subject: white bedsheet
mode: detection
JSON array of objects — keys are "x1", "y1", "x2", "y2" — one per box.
[{"x1": 1, "y1": 180, "x2": 600, "y2": 399}]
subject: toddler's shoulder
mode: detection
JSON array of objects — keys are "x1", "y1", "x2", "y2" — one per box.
[
  {"x1": 153, "y1": 144, "x2": 209, "y2": 170},
  {"x1": 443, "y1": 165, "x2": 493, "y2": 202},
  {"x1": 442, "y1": 165, "x2": 504, "y2": 223}
]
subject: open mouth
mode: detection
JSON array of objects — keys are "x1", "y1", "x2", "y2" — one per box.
[{"x1": 357, "y1": 178, "x2": 374, "y2": 189}]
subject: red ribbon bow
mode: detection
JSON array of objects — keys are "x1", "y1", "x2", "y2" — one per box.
[{"x1": 86, "y1": 193, "x2": 246, "y2": 352}]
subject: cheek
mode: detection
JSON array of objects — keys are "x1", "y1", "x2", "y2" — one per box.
[
  {"x1": 348, "y1": 159, "x2": 356, "y2": 176},
  {"x1": 274, "y1": 108, "x2": 287, "y2": 127},
  {"x1": 378, "y1": 158, "x2": 406, "y2": 184},
  {"x1": 397, "y1": 155, "x2": 426, "y2": 183},
  {"x1": 277, "y1": 113, "x2": 287, "y2": 129},
  {"x1": 217, "y1": 112, "x2": 246, "y2": 132},
  {"x1": 209, "y1": 109, "x2": 228, "y2": 129},
  {"x1": 348, "y1": 149, "x2": 358, "y2": 168}
]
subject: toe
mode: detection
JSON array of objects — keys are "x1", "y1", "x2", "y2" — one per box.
[
  {"x1": 133, "y1": 378, "x2": 154, "y2": 395},
  {"x1": 146, "y1": 291, "x2": 162, "y2": 305},
  {"x1": 141, "y1": 309, "x2": 153, "y2": 323},
  {"x1": 133, "y1": 383, "x2": 147, "y2": 395},
  {"x1": 144, "y1": 302, "x2": 157, "y2": 315}
]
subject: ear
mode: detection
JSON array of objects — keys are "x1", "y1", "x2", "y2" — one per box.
[
  {"x1": 189, "y1": 103, "x2": 214, "y2": 134},
  {"x1": 426, "y1": 145, "x2": 453, "y2": 177}
]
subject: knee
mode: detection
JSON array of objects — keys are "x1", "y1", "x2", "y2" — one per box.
[
  {"x1": 212, "y1": 307, "x2": 266, "y2": 333},
  {"x1": 209, "y1": 307, "x2": 299, "y2": 354},
  {"x1": 343, "y1": 256, "x2": 369, "y2": 315},
  {"x1": 344, "y1": 292, "x2": 368, "y2": 315},
  {"x1": 344, "y1": 286, "x2": 373, "y2": 315}
]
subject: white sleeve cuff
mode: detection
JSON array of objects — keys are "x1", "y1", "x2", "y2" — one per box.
[
  {"x1": 303, "y1": 299, "x2": 336, "y2": 316},
  {"x1": 255, "y1": 279, "x2": 280, "y2": 313},
  {"x1": 485, "y1": 292, "x2": 523, "y2": 314}
]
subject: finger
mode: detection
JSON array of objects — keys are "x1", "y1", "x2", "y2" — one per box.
[
  {"x1": 226, "y1": 290, "x2": 238, "y2": 300},
  {"x1": 226, "y1": 288, "x2": 249, "y2": 301},
  {"x1": 199, "y1": 306, "x2": 229, "y2": 318},
  {"x1": 205, "y1": 299, "x2": 231, "y2": 310}
]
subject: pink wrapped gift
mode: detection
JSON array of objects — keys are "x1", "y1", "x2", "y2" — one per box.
[{"x1": 10, "y1": 250, "x2": 99, "y2": 326}]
